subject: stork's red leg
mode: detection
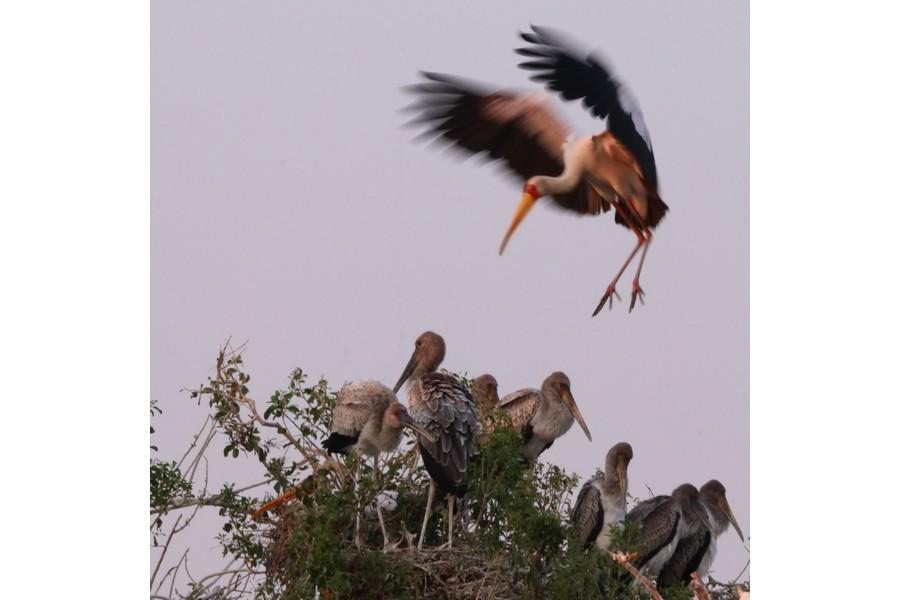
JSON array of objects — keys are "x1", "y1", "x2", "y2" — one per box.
[
  {"x1": 592, "y1": 200, "x2": 646, "y2": 316},
  {"x1": 624, "y1": 199, "x2": 653, "y2": 313}
]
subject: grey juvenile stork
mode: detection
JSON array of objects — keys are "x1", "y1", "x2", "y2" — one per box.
[
  {"x1": 393, "y1": 331, "x2": 479, "y2": 550},
  {"x1": 625, "y1": 484, "x2": 712, "y2": 579},
  {"x1": 405, "y1": 26, "x2": 668, "y2": 314},
  {"x1": 570, "y1": 442, "x2": 633, "y2": 550},
  {"x1": 250, "y1": 381, "x2": 432, "y2": 542},
  {"x1": 497, "y1": 371, "x2": 592, "y2": 461},
  {"x1": 657, "y1": 480, "x2": 745, "y2": 589}
]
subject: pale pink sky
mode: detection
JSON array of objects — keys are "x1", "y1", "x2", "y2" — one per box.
[{"x1": 152, "y1": 0, "x2": 749, "y2": 585}]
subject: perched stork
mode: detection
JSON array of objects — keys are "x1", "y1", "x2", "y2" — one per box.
[
  {"x1": 470, "y1": 373, "x2": 500, "y2": 414},
  {"x1": 322, "y1": 380, "x2": 433, "y2": 457},
  {"x1": 570, "y1": 442, "x2": 634, "y2": 550},
  {"x1": 405, "y1": 26, "x2": 668, "y2": 314},
  {"x1": 250, "y1": 381, "x2": 432, "y2": 543},
  {"x1": 625, "y1": 484, "x2": 711, "y2": 579},
  {"x1": 497, "y1": 371, "x2": 592, "y2": 460},
  {"x1": 393, "y1": 331, "x2": 479, "y2": 550},
  {"x1": 657, "y1": 480, "x2": 745, "y2": 589}
]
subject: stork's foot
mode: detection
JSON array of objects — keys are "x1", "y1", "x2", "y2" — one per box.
[
  {"x1": 592, "y1": 285, "x2": 622, "y2": 316},
  {"x1": 628, "y1": 282, "x2": 645, "y2": 313}
]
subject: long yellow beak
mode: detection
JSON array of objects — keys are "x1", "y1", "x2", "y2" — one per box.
[
  {"x1": 399, "y1": 413, "x2": 436, "y2": 443},
  {"x1": 722, "y1": 500, "x2": 745, "y2": 542},
  {"x1": 561, "y1": 387, "x2": 592, "y2": 442},
  {"x1": 499, "y1": 192, "x2": 536, "y2": 255},
  {"x1": 617, "y1": 462, "x2": 628, "y2": 496}
]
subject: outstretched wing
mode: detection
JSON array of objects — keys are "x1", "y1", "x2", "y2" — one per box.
[
  {"x1": 516, "y1": 25, "x2": 658, "y2": 188},
  {"x1": 403, "y1": 72, "x2": 609, "y2": 216},
  {"x1": 571, "y1": 476, "x2": 605, "y2": 548},
  {"x1": 497, "y1": 388, "x2": 541, "y2": 433}
]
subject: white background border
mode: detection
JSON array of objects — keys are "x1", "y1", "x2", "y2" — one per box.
[{"x1": 2, "y1": 1, "x2": 898, "y2": 596}]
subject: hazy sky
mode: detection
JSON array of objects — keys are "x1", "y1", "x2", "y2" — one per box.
[{"x1": 152, "y1": 0, "x2": 749, "y2": 585}]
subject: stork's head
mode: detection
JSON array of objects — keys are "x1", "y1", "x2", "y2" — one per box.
[
  {"x1": 606, "y1": 442, "x2": 634, "y2": 496},
  {"x1": 384, "y1": 402, "x2": 435, "y2": 442},
  {"x1": 541, "y1": 371, "x2": 592, "y2": 442},
  {"x1": 499, "y1": 179, "x2": 544, "y2": 255},
  {"x1": 700, "y1": 479, "x2": 744, "y2": 542},
  {"x1": 393, "y1": 331, "x2": 446, "y2": 393},
  {"x1": 672, "y1": 483, "x2": 712, "y2": 531},
  {"x1": 471, "y1": 373, "x2": 500, "y2": 411}
]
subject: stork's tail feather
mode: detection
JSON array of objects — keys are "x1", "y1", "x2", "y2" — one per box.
[
  {"x1": 251, "y1": 489, "x2": 297, "y2": 520},
  {"x1": 644, "y1": 189, "x2": 669, "y2": 229},
  {"x1": 613, "y1": 190, "x2": 668, "y2": 230},
  {"x1": 322, "y1": 432, "x2": 356, "y2": 454}
]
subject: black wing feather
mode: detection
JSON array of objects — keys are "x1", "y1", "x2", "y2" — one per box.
[
  {"x1": 322, "y1": 432, "x2": 358, "y2": 455},
  {"x1": 516, "y1": 25, "x2": 658, "y2": 188},
  {"x1": 403, "y1": 72, "x2": 609, "y2": 216}
]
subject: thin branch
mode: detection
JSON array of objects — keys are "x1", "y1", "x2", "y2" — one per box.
[
  {"x1": 151, "y1": 479, "x2": 272, "y2": 515},
  {"x1": 150, "y1": 514, "x2": 182, "y2": 590},
  {"x1": 607, "y1": 550, "x2": 662, "y2": 600}
]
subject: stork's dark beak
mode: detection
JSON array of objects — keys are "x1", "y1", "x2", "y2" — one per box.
[
  {"x1": 393, "y1": 351, "x2": 418, "y2": 393},
  {"x1": 720, "y1": 498, "x2": 745, "y2": 542},
  {"x1": 398, "y1": 410, "x2": 435, "y2": 443},
  {"x1": 499, "y1": 191, "x2": 536, "y2": 255},
  {"x1": 560, "y1": 386, "x2": 592, "y2": 442}
]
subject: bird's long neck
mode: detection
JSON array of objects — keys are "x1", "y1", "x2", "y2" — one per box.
[
  {"x1": 700, "y1": 498, "x2": 728, "y2": 537},
  {"x1": 534, "y1": 141, "x2": 586, "y2": 195}
]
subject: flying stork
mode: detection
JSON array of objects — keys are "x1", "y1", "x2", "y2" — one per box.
[{"x1": 405, "y1": 25, "x2": 668, "y2": 314}]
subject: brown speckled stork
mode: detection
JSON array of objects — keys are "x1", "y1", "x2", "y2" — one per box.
[
  {"x1": 250, "y1": 380, "x2": 432, "y2": 545},
  {"x1": 393, "y1": 331, "x2": 479, "y2": 550},
  {"x1": 497, "y1": 371, "x2": 592, "y2": 461},
  {"x1": 625, "y1": 484, "x2": 712, "y2": 579},
  {"x1": 405, "y1": 26, "x2": 668, "y2": 314},
  {"x1": 656, "y1": 480, "x2": 745, "y2": 590},
  {"x1": 570, "y1": 442, "x2": 634, "y2": 550}
]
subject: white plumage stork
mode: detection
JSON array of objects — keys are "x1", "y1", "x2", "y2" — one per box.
[
  {"x1": 250, "y1": 380, "x2": 432, "y2": 544},
  {"x1": 393, "y1": 331, "x2": 479, "y2": 550},
  {"x1": 656, "y1": 480, "x2": 744, "y2": 589},
  {"x1": 405, "y1": 26, "x2": 668, "y2": 314},
  {"x1": 625, "y1": 484, "x2": 712, "y2": 579},
  {"x1": 570, "y1": 442, "x2": 633, "y2": 550},
  {"x1": 497, "y1": 371, "x2": 592, "y2": 461}
]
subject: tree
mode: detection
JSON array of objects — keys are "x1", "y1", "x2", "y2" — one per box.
[{"x1": 150, "y1": 341, "x2": 749, "y2": 600}]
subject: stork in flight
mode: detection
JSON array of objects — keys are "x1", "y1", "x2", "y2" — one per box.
[
  {"x1": 393, "y1": 331, "x2": 479, "y2": 550},
  {"x1": 497, "y1": 371, "x2": 592, "y2": 461},
  {"x1": 405, "y1": 25, "x2": 668, "y2": 314}
]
